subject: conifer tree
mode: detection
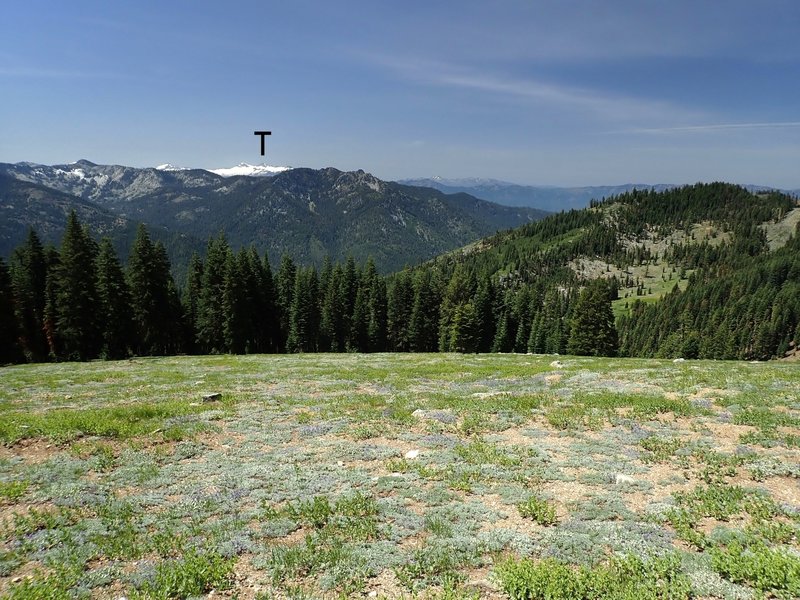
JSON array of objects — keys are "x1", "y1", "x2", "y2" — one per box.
[
  {"x1": 128, "y1": 225, "x2": 181, "y2": 355},
  {"x1": 320, "y1": 264, "x2": 347, "y2": 351},
  {"x1": 567, "y1": 280, "x2": 618, "y2": 357},
  {"x1": 196, "y1": 233, "x2": 230, "y2": 353},
  {"x1": 95, "y1": 238, "x2": 134, "y2": 359},
  {"x1": 276, "y1": 254, "x2": 297, "y2": 351},
  {"x1": 409, "y1": 269, "x2": 440, "y2": 352},
  {"x1": 258, "y1": 252, "x2": 280, "y2": 353},
  {"x1": 350, "y1": 282, "x2": 370, "y2": 352},
  {"x1": 42, "y1": 247, "x2": 61, "y2": 359},
  {"x1": 473, "y1": 276, "x2": 495, "y2": 353},
  {"x1": 223, "y1": 250, "x2": 251, "y2": 353},
  {"x1": 366, "y1": 261, "x2": 388, "y2": 352},
  {"x1": 0, "y1": 257, "x2": 21, "y2": 364},
  {"x1": 387, "y1": 268, "x2": 414, "y2": 351},
  {"x1": 287, "y1": 267, "x2": 319, "y2": 352},
  {"x1": 55, "y1": 211, "x2": 101, "y2": 360},
  {"x1": 10, "y1": 229, "x2": 48, "y2": 361},
  {"x1": 451, "y1": 301, "x2": 479, "y2": 353},
  {"x1": 182, "y1": 253, "x2": 204, "y2": 353}
]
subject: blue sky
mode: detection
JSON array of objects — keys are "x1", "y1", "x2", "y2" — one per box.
[{"x1": 2, "y1": 0, "x2": 799, "y2": 187}]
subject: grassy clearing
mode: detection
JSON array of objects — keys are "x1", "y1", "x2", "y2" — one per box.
[{"x1": 0, "y1": 353, "x2": 798, "y2": 598}]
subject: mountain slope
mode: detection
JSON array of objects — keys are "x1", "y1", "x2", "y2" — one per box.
[
  {"x1": 0, "y1": 173, "x2": 202, "y2": 269},
  {"x1": 0, "y1": 161, "x2": 547, "y2": 272},
  {"x1": 414, "y1": 182, "x2": 800, "y2": 359}
]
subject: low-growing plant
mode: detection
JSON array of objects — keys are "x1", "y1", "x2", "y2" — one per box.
[
  {"x1": 0, "y1": 479, "x2": 29, "y2": 503},
  {"x1": 132, "y1": 549, "x2": 236, "y2": 599},
  {"x1": 639, "y1": 436, "x2": 684, "y2": 463},
  {"x1": 710, "y1": 540, "x2": 800, "y2": 597},
  {"x1": 495, "y1": 553, "x2": 692, "y2": 600},
  {"x1": 517, "y1": 496, "x2": 558, "y2": 526}
]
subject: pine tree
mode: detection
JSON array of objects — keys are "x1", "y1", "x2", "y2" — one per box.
[
  {"x1": 128, "y1": 225, "x2": 181, "y2": 355},
  {"x1": 42, "y1": 247, "x2": 61, "y2": 359},
  {"x1": 276, "y1": 254, "x2": 297, "y2": 351},
  {"x1": 451, "y1": 301, "x2": 479, "y2": 353},
  {"x1": 9, "y1": 229, "x2": 48, "y2": 361},
  {"x1": 0, "y1": 257, "x2": 21, "y2": 364},
  {"x1": 182, "y1": 253, "x2": 204, "y2": 354},
  {"x1": 409, "y1": 269, "x2": 440, "y2": 352},
  {"x1": 366, "y1": 259, "x2": 388, "y2": 352},
  {"x1": 55, "y1": 212, "x2": 101, "y2": 360},
  {"x1": 223, "y1": 250, "x2": 250, "y2": 353},
  {"x1": 95, "y1": 238, "x2": 134, "y2": 359},
  {"x1": 196, "y1": 233, "x2": 230, "y2": 353},
  {"x1": 350, "y1": 282, "x2": 370, "y2": 352},
  {"x1": 473, "y1": 276, "x2": 495, "y2": 352},
  {"x1": 387, "y1": 268, "x2": 414, "y2": 351},
  {"x1": 287, "y1": 267, "x2": 319, "y2": 352},
  {"x1": 567, "y1": 280, "x2": 618, "y2": 357}
]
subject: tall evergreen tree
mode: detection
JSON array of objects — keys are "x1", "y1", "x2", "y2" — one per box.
[
  {"x1": 182, "y1": 253, "x2": 204, "y2": 354},
  {"x1": 567, "y1": 280, "x2": 618, "y2": 357},
  {"x1": 287, "y1": 267, "x2": 319, "y2": 352},
  {"x1": 128, "y1": 225, "x2": 181, "y2": 355},
  {"x1": 0, "y1": 257, "x2": 21, "y2": 364},
  {"x1": 409, "y1": 269, "x2": 440, "y2": 352},
  {"x1": 42, "y1": 247, "x2": 61, "y2": 359},
  {"x1": 387, "y1": 268, "x2": 415, "y2": 352},
  {"x1": 320, "y1": 264, "x2": 347, "y2": 351},
  {"x1": 196, "y1": 233, "x2": 230, "y2": 353},
  {"x1": 9, "y1": 229, "x2": 48, "y2": 361},
  {"x1": 223, "y1": 250, "x2": 251, "y2": 353},
  {"x1": 55, "y1": 212, "x2": 101, "y2": 360},
  {"x1": 95, "y1": 238, "x2": 134, "y2": 359},
  {"x1": 276, "y1": 254, "x2": 297, "y2": 351},
  {"x1": 366, "y1": 260, "x2": 388, "y2": 352}
]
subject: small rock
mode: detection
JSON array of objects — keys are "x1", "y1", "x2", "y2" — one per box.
[
  {"x1": 368, "y1": 592, "x2": 378, "y2": 598},
  {"x1": 337, "y1": 461, "x2": 344, "y2": 467},
  {"x1": 404, "y1": 449, "x2": 420, "y2": 459},
  {"x1": 202, "y1": 393, "x2": 222, "y2": 402},
  {"x1": 615, "y1": 473, "x2": 636, "y2": 485},
  {"x1": 65, "y1": 394, "x2": 73, "y2": 400},
  {"x1": 411, "y1": 409, "x2": 456, "y2": 424},
  {"x1": 673, "y1": 358, "x2": 685, "y2": 363},
  {"x1": 550, "y1": 360, "x2": 564, "y2": 368},
  {"x1": 11, "y1": 577, "x2": 21, "y2": 584}
]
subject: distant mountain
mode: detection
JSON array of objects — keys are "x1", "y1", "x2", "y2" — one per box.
[
  {"x1": 399, "y1": 177, "x2": 677, "y2": 212},
  {"x1": 400, "y1": 177, "x2": 800, "y2": 212},
  {"x1": 0, "y1": 161, "x2": 547, "y2": 273},
  {"x1": 0, "y1": 172, "x2": 202, "y2": 271}
]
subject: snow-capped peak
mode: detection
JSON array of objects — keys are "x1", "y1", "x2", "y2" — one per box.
[
  {"x1": 155, "y1": 163, "x2": 190, "y2": 172},
  {"x1": 208, "y1": 163, "x2": 292, "y2": 177}
]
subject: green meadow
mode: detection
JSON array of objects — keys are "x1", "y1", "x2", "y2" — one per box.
[{"x1": 0, "y1": 354, "x2": 798, "y2": 599}]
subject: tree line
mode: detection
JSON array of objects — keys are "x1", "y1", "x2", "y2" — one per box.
[{"x1": 0, "y1": 212, "x2": 618, "y2": 364}]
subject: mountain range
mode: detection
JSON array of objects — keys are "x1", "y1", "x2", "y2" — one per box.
[
  {"x1": 0, "y1": 161, "x2": 547, "y2": 273},
  {"x1": 400, "y1": 177, "x2": 800, "y2": 212}
]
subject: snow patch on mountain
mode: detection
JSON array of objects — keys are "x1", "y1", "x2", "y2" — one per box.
[
  {"x1": 208, "y1": 163, "x2": 291, "y2": 177},
  {"x1": 155, "y1": 163, "x2": 190, "y2": 172}
]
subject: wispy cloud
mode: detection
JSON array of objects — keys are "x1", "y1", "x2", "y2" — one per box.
[
  {"x1": 370, "y1": 55, "x2": 699, "y2": 124},
  {"x1": 0, "y1": 66, "x2": 128, "y2": 80},
  {"x1": 624, "y1": 122, "x2": 800, "y2": 134}
]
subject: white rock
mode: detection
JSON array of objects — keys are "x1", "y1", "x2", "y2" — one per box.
[
  {"x1": 368, "y1": 592, "x2": 378, "y2": 598},
  {"x1": 550, "y1": 360, "x2": 564, "y2": 368},
  {"x1": 404, "y1": 449, "x2": 420, "y2": 459},
  {"x1": 337, "y1": 461, "x2": 344, "y2": 467},
  {"x1": 615, "y1": 473, "x2": 636, "y2": 485},
  {"x1": 673, "y1": 358, "x2": 685, "y2": 363}
]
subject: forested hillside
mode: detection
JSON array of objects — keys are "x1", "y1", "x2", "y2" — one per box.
[{"x1": 1, "y1": 183, "x2": 798, "y2": 364}]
